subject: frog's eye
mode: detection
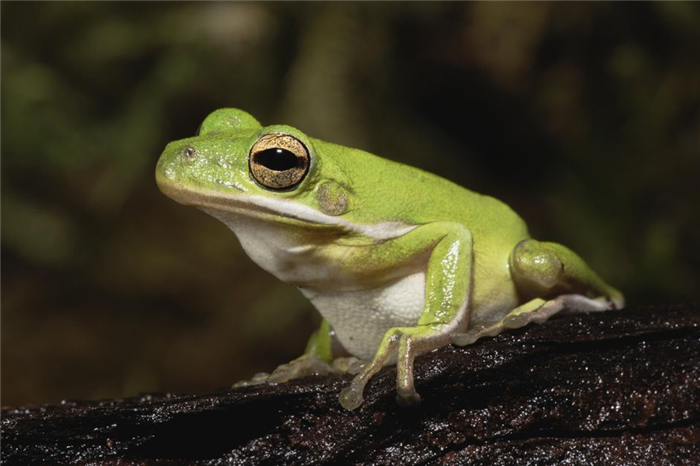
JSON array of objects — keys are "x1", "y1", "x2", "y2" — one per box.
[{"x1": 249, "y1": 134, "x2": 310, "y2": 190}]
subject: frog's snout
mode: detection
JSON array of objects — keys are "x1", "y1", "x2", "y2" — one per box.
[{"x1": 156, "y1": 142, "x2": 199, "y2": 189}]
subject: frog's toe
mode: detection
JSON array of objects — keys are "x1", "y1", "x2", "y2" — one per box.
[
  {"x1": 331, "y1": 356, "x2": 365, "y2": 374},
  {"x1": 339, "y1": 379, "x2": 365, "y2": 410},
  {"x1": 396, "y1": 390, "x2": 422, "y2": 407},
  {"x1": 451, "y1": 332, "x2": 479, "y2": 346},
  {"x1": 232, "y1": 371, "x2": 271, "y2": 387},
  {"x1": 452, "y1": 324, "x2": 504, "y2": 346},
  {"x1": 503, "y1": 313, "x2": 531, "y2": 328},
  {"x1": 610, "y1": 291, "x2": 625, "y2": 310},
  {"x1": 267, "y1": 355, "x2": 334, "y2": 383}
]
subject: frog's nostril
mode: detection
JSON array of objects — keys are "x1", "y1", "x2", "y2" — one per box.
[{"x1": 183, "y1": 146, "x2": 198, "y2": 159}]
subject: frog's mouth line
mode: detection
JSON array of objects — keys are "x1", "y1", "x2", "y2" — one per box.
[{"x1": 158, "y1": 183, "x2": 416, "y2": 241}]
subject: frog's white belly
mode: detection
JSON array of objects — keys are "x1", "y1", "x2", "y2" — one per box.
[{"x1": 301, "y1": 273, "x2": 426, "y2": 360}]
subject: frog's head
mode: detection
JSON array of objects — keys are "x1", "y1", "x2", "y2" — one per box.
[{"x1": 156, "y1": 108, "x2": 359, "y2": 231}]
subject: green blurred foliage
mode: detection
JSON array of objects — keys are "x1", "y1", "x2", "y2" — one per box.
[{"x1": 2, "y1": 2, "x2": 699, "y2": 406}]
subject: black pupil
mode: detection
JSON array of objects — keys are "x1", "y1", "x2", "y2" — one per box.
[{"x1": 254, "y1": 148, "x2": 300, "y2": 171}]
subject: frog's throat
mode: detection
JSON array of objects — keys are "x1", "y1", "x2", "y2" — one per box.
[{"x1": 165, "y1": 186, "x2": 416, "y2": 241}]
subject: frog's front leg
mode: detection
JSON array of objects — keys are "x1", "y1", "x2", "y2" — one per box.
[
  {"x1": 339, "y1": 223, "x2": 473, "y2": 410},
  {"x1": 264, "y1": 319, "x2": 349, "y2": 383}
]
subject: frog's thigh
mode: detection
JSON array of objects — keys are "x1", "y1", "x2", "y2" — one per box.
[
  {"x1": 452, "y1": 294, "x2": 611, "y2": 346},
  {"x1": 509, "y1": 239, "x2": 624, "y2": 308}
]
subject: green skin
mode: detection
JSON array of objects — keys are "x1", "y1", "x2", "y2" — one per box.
[{"x1": 156, "y1": 109, "x2": 624, "y2": 410}]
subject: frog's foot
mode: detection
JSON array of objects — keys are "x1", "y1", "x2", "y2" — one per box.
[
  {"x1": 508, "y1": 239, "x2": 625, "y2": 310},
  {"x1": 452, "y1": 294, "x2": 615, "y2": 346},
  {"x1": 339, "y1": 325, "x2": 451, "y2": 410},
  {"x1": 232, "y1": 354, "x2": 337, "y2": 388},
  {"x1": 267, "y1": 354, "x2": 337, "y2": 383},
  {"x1": 332, "y1": 356, "x2": 365, "y2": 374}
]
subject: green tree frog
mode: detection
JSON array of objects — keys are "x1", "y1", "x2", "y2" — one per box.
[{"x1": 156, "y1": 109, "x2": 624, "y2": 410}]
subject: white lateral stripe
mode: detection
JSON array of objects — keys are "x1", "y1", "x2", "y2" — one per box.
[{"x1": 232, "y1": 194, "x2": 416, "y2": 240}]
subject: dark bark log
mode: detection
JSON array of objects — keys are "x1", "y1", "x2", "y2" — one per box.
[{"x1": 2, "y1": 305, "x2": 699, "y2": 465}]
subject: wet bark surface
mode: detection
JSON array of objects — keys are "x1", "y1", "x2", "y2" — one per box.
[{"x1": 2, "y1": 305, "x2": 699, "y2": 465}]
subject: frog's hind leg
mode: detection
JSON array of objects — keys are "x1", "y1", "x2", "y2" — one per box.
[
  {"x1": 508, "y1": 239, "x2": 624, "y2": 308},
  {"x1": 452, "y1": 239, "x2": 624, "y2": 346}
]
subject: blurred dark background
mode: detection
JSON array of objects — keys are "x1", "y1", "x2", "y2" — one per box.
[{"x1": 2, "y1": 2, "x2": 698, "y2": 406}]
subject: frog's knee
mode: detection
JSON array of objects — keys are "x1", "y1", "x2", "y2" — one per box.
[{"x1": 509, "y1": 239, "x2": 564, "y2": 295}]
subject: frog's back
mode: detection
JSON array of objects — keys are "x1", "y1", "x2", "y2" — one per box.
[{"x1": 329, "y1": 143, "x2": 530, "y2": 246}]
